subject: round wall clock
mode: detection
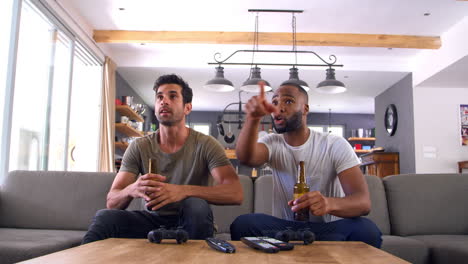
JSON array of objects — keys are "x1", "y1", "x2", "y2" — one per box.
[{"x1": 385, "y1": 104, "x2": 398, "y2": 136}]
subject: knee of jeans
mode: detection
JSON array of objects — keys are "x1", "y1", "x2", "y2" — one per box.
[
  {"x1": 180, "y1": 197, "x2": 211, "y2": 217},
  {"x1": 94, "y1": 209, "x2": 121, "y2": 224},
  {"x1": 230, "y1": 214, "x2": 251, "y2": 233},
  {"x1": 351, "y1": 218, "x2": 382, "y2": 247}
]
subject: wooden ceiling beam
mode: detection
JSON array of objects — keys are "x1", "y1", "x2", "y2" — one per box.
[{"x1": 93, "y1": 30, "x2": 441, "y2": 49}]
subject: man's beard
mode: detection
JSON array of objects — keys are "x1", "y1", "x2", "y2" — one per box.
[
  {"x1": 156, "y1": 114, "x2": 183, "y2": 127},
  {"x1": 272, "y1": 111, "x2": 303, "y2": 134}
]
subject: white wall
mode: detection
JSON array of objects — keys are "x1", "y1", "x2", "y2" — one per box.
[
  {"x1": 412, "y1": 16, "x2": 468, "y2": 87},
  {"x1": 413, "y1": 87, "x2": 468, "y2": 173}
]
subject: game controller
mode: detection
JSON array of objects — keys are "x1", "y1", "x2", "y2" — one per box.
[
  {"x1": 275, "y1": 227, "x2": 315, "y2": 245},
  {"x1": 148, "y1": 226, "x2": 189, "y2": 244}
]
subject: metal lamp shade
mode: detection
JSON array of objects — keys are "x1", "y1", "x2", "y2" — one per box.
[
  {"x1": 240, "y1": 66, "x2": 272, "y2": 92},
  {"x1": 315, "y1": 68, "x2": 346, "y2": 94},
  {"x1": 203, "y1": 66, "x2": 235, "y2": 92},
  {"x1": 281, "y1": 67, "x2": 310, "y2": 91}
]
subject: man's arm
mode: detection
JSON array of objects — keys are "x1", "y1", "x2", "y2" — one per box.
[
  {"x1": 236, "y1": 82, "x2": 277, "y2": 167},
  {"x1": 107, "y1": 171, "x2": 165, "y2": 210},
  {"x1": 291, "y1": 165, "x2": 371, "y2": 218},
  {"x1": 146, "y1": 164, "x2": 243, "y2": 211},
  {"x1": 236, "y1": 117, "x2": 270, "y2": 167}
]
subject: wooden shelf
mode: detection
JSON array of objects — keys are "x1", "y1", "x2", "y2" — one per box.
[
  {"x1": 355, "y1": 149, "x2": 372, "y2": 153},
  {"x1": 115, "y1": 142, "x2": 129, "y2": 151},
  {"x1": 348, "y1": 137, "x2": 375, "y2": 141},
  {"x1": 115, "y1": 123, "x2": 144, "y2": 137},
  {"x1": 116, "y1": 105, "x2": 144, "y2": 122},
  {"x1": 225, "y1": 149, "x2": 236, "y2": 159}
]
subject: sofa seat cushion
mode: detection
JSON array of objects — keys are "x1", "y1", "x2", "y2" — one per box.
[
  {"x1": 410, "y1": 235, "x2": 468, "y2": 264},
  {"x1": 0, "y1": 228, "x2": 85, "y2": 264},
  {"x1": 381, "y1": 235, "x2": 429, "y2": 264}
]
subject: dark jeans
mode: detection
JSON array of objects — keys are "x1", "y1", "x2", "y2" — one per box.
[
  {"x1": 82, "y1": 197, "x2": 214, "y2": 244},
  {"x1": 230, "y1": 213, "x2": 382, "y2": 248}
]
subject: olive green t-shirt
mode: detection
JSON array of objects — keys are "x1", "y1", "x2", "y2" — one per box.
[{"x1": 120, "y1": 128, "x2": 231, "y2": 215}]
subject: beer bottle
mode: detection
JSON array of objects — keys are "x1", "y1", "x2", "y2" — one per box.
[{"x1": 293, "y1": 161, "x2": 310, "y2": 221}]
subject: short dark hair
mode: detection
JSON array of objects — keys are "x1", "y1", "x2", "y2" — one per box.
[
  {"x1": 153, "y1": 74, "x2": 193, "y2": 104},
  {"x1": 280, "y1": 82, "x2": 309, "y2": 104}
]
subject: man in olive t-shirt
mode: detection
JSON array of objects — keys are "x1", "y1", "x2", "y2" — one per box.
[{"x1": 83, "y1": 74, "x2": 242, "y2": 244}]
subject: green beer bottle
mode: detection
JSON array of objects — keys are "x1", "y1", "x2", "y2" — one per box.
[{"x1": 293, "y1": 161, "x2": 310, "y2": 221}]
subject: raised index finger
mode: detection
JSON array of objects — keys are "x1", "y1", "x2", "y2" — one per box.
[{"x1": 258, "y1": 81, "x2": 265, "y2": 100}]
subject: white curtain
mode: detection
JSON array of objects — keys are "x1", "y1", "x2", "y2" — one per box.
[{"x1": 99, "y1": 56, "x2": 116, "y2": 172}]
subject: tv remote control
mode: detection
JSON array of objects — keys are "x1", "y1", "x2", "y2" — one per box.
[
  {"x1": 241, "y1": 237, "x2": 280, "y2": 253},
  {"x1": 205, "y1": 238, "x2": 236, "y2": 253},
  {"x1": 257, "y1": 237, "x2": 294, "y2": 250}
]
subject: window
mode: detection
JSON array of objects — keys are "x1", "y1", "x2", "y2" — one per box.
[
  {"x1": 190, "y1": 123, "x2": 211, "y2": 136},
  {"x1": 8, "y1": 0, "x2": 102, "y2": 172},
  {"x1": 308, "y1": 125, "x2": 345, "y2": 137},
  {"x1": 0, "y1": 0, "x2": 14, "y2": 176},
  {"x1": 67, "y1": 43, "x2": 102, "y2": 171},
  {"x1": 0, "y1": 0, "x2": 13, "y2": 110},
  {"x1": 9, "y1": 1, "x2": 57, "y2": 171}
]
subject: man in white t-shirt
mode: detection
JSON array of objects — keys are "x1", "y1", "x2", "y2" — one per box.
[{"x1": 230, "y1": 82, "x2": 382, "y2": 248}]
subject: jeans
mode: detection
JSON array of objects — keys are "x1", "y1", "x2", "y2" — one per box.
[
  {"x1": 82, "y1": 197, "x2": 214, "y2": 244},
  {"x1": 230, "y1": 213, "x2": 382, "y2": 248}
]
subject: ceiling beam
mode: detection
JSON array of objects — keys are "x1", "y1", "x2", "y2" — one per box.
[{"x1": 93, "y1": 30, "x2": 441, "y2": 49}]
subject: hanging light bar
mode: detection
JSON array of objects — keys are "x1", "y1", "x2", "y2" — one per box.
[{"x1": 205, "y1": 9, "x2": 346, "y2": 94}]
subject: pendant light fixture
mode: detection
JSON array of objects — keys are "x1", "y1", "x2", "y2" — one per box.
[
  {"x1": 240, "y1": 12, "x2": 271, "y2": 92},
  {"x1": 315, "y1": 67, "x2": 347, "y2": 94},
  {"x1": 241, "y1": 66, "x2": 272, "y2": 92},
  {"x1": 281, "y1": 14, "x2": 309, "y2": 91},
  {"x1": 281, "y1": 67, "x2": 309, "y2": 91},
  {"x1": 207, "y1": 9, "x2": 345, "y2": 94},
  {"x1": 203, "y1": 66, "x2": 235, "y2": 92}
]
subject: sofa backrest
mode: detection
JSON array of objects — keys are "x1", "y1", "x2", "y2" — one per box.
[
  {"x1": 384, "y1": 173, "x2": 468, "y2": 236},
  {"x1": 211, "y1": 174, "x2": 253, "y2": 234},
  {"x1": 0, "y1": 170, "x2": 116, "y2": 230},
  {"x1": 363, "y1": 175, "x2": 391, "y2": 235},
  {"x1": 254, "y1": 174, "x2": 273, "y2": 215}
]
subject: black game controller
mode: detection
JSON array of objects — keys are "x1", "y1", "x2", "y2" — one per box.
[
  {"x1": 148, "y1": 226, "x2": 189, "y2": 244},
  {"x1": 275, "y1": 228, "x2": 315, "y2": 245}
]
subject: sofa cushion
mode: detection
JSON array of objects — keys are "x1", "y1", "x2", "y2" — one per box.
[
  {"x1": 0, "y1": 228, "x2": 85, "y2": 264},
  {"x1": 410, "y1": 235, "x2": 468, "y2": 264},
  {"x1": 0, "y1": 170, "x2": 115, "y2": 230},
  {"x1": 384, "y1": 174, "x2": 468, "y2": 236},
  {"x1": 363, "y1": 175, "x2": 391, "y2": 235},
  {"x1": 211, "y1": 175, "x2": 253, "y2": 234},
  {"x1": 381, "y1": 235, "x2": 429, "y2": 264},
  {"x1": 253, "y1": 174, "x2": 273, "y2": 215}
]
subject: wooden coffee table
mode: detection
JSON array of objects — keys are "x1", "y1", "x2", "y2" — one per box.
[{"x1": 19, "y1": 238, "x2": 409, "y2": 264}]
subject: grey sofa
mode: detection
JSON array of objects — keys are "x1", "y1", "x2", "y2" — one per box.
[
  {"x1": 212, "y1": 173, "x2": 468, "y2": 264},
  {"x1": 1, "y1": 170, "x2": 467, "y2": 263}
]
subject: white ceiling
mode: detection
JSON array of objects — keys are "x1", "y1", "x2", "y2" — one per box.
[{"x1": 61, "y1": 0, "x2": 468, "y2": 113}]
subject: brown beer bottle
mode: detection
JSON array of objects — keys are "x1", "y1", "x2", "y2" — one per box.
[{"x1": 293, "y1": 161, "x2": 310, "y2": 221}]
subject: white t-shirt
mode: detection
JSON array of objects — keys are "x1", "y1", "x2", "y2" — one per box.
[{"x1": 258, "y1": 129, "x2": 360, "y2": 223}]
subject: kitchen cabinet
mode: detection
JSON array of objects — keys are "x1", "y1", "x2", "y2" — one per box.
[{"x1": 360, "y1": 152, "x2": 399, "y2": 178}]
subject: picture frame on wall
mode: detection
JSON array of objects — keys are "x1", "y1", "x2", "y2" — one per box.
[{"x1": 460, "y1": 104, "x2": 468, "y2": 146}]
